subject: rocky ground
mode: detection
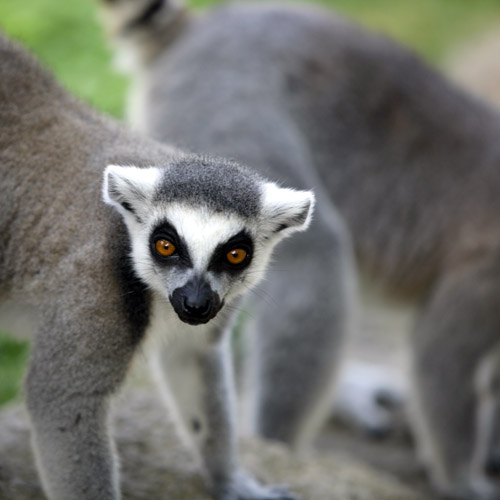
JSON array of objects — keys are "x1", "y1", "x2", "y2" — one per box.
[
  {"x1": 319, "y1": 416, "x2": 432, "y2": 497},
  {"x1": 0, "y1": 382, "x2": 433, "y2": 500}
]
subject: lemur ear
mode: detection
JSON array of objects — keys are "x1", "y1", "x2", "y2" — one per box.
[
  {"x1": 103, "y1": 165, "x2": 160, "y2": 217},
  {"x1": 261, "y1": 182, "x2": 315, "y2": 236}
]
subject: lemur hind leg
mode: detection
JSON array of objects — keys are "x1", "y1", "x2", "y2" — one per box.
[
  {"x1": 247, "y1": 206, "x2": 356, "y2": 451},
  {"x1": 410, "y1": 259, "x2": 500, "y2": 500}
]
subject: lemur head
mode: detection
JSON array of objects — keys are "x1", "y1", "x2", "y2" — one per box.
[{"x1": 103, "y1": 155, "x2": 315, "y2": 325}]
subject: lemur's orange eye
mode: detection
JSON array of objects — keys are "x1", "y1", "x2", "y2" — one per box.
[
  {"x1": 156, "y1": 239, "x2": 176, "y2": 257},
  {"x1": 226, "y1": 248, "x2": 247, "y2": 265}
]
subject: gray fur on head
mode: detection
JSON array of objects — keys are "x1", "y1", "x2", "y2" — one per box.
[{"x1": 154, "y1": 154, "x2": 264, "y2": 218}]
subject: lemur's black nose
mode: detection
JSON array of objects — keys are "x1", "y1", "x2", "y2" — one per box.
[
  {"x1": 170, "y1": 277, "x2": 222, "y2": 325},
  {"x1": 183, "y1": 295, "x2": 211, "y2": 318}
]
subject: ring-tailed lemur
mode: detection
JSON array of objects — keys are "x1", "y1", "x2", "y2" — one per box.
[
  {"x1": 100, "y1": 1, "x2": 500, "y2": 498},
  {"x1": 0, "y1": 33, "x2": 313, "y2": 500}
]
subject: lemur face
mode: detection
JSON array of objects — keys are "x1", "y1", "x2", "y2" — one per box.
[
  {"x1": 103, "y1": 157, "x2": 314, "y2": 325},
  {"x1": 140, "y1": 204, "x2": 260, "y2": 325}
]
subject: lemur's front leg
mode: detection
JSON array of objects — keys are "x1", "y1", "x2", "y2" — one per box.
[
  {"x1": 149, "y1": 317, "x2": 296, "y2": 500},
  {"x1": 26, "y1": 308, "x2": 137, "y2": 500}
]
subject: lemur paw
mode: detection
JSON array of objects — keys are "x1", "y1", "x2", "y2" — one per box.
[{"x1": 212, "y1": 470, "x2": 298, "y2": 500}]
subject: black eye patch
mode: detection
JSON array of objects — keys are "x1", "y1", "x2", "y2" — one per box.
[
  {"x1": 208, "y1": 230, "x2": 254, "y2": 274},
  {"x1": 149, "y1": 220, "x2": 192, "y2": 268}
]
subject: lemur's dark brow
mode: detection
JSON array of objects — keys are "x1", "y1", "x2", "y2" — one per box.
[
  {"x1": 151, "y1": 219, "x2": 180, "y2": 242},
  {"x1": 223, "y1": 230, "x2": 254, "y2": 248}
]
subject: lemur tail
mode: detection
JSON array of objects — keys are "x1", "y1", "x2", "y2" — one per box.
[{"x1": 99, "y1": 0, "x2": 188, "y2": 71}]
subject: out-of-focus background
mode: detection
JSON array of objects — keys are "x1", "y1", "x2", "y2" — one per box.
[
  {"x1": 2, "y1": 0, "x2": 500, "y2": 406},
  {"x1": 3, "y1": 0, "x2": 500, "y2": 118}
]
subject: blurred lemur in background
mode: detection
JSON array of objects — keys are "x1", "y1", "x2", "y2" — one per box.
[
  {"x1": 100, "y1": 1, "x2": 500, "y2": 499},
  {"x1": 0, "y1": 33, "x2": 316, "y2": 500}
]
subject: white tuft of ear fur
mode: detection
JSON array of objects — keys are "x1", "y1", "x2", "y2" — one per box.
[
  {"x1": 261, "y1": 182, "x2": 315, "y2": 236},
  {"x1": 103, "y1": 165, "x2": 161, "y2": 217}
]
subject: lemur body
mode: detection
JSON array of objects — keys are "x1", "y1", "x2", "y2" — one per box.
[
  {"x1": 0, "y1": 33, "x2": 313, "y2": 500},
  {"x1": 101, "y1": 1, "x2": 500, "y2": 498}
]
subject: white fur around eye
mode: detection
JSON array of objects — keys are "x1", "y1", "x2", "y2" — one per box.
[
  {"x1": 165, "y1": 204, "x2": 246, "y2": 270},
  {"x1": 121, "y1": 201, "x2": 254, "y2": 302}
]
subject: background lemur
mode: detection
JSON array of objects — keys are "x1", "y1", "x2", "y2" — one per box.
[
  {"x1": 0, "y1": 33, "x2": 315, "y2": 500},
  {"x1": 100, "y1": 1, "x2": 500, "y2": 498}
]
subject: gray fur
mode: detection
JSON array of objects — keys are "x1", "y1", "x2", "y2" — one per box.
[
  {"x1": 0, "y1": 33, "x2": 311, "y2": 500},
  {"x1": 100, "y1": 1, "x2": 500, "y2": 498},
  {"x1": 155, "y1": 155, "x2": 263, "y2": 217}
]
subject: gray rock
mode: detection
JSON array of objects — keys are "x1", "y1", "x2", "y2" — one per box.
[{"x1": 0, "y1": 387, "x2": 432, "y2": 500}]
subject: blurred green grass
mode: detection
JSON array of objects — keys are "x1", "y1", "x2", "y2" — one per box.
[
  {"x1": 1, "y1": 0, "x2": 500, "y2": 406},
  {"x1": 0, "y1": 0, "x2": 128, "y2": 117},
  {"x1": 0, "y1": 335, "x2": 29, "y2": 406}
]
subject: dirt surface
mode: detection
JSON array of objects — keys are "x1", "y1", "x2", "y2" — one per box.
[
  {"x1": 0, "y1": 388, "x2": 432, "y2": 500},
  {"x1": 318, "y1": 419, "x2": 435, "y2": 497}
]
